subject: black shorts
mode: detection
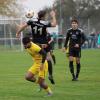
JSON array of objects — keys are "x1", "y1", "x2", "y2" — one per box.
[
  {"x1": 69, "y1": 48, "x2": 81, "y2": 58},
  {"x1": 38, "y1": 44, "x2": 51, "y2": 53}
]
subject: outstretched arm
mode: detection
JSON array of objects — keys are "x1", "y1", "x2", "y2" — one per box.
[
  {"x1": 50, "y1": 10, "x2": 57, "y2": 27},
  {"x1": 16, "y1": 23, "x2": 28, "y2": 38}
]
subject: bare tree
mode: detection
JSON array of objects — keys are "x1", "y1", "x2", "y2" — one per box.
[
  {"x1": 53, "y1": 0, "x2": 100, "y2": 34},
  {"x1": 0, "y1": 0, "x2": 24, "y2": 17}
]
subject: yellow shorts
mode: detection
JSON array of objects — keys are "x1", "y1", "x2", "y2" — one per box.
[{"x1": 28, "y1": 60, "x2": 48, "y2": 79}]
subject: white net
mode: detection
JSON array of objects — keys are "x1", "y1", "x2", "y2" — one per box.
[{"x1": 0, "y1": 18, "x2": 23, "y2": 51}]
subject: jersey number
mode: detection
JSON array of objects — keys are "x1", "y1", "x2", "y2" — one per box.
[{"x1": 33, "y1": 26, "x2": 42, "y2": 35}]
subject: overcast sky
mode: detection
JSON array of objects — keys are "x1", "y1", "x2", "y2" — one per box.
[{"x1": 22, "y1": 0, "x2": 55, "y2": 12}]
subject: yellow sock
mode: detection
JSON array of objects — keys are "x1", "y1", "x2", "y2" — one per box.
[{"x1": 45, "y1": 87, "x2": 52, "y2": 93}]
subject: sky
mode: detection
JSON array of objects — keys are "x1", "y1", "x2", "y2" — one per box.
[{"x1": 21, "y1": 0, "x2": 55, "y2": 13}]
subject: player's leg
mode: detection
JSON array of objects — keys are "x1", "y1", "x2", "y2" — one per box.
[
  {"x1": 38, "y1": 61, "x2": 52, "y2": 96},
  {"x1": 25, "y1": 71, "x2": 36, "y2": 82},
  {"x1": 69, "y1": 56, "x2": 76, "y2": 81},
  {"x1": 50, "y1": 51, "x2": 56, "y2": 65},
  {"x1": 69, "y1": 48, "x2": 76, "y2": 81},
  {"x1": 76, "y1": 57, "x2": 81, "y2": 80},
  {"x1": 25, "y1": 64, "x2": 37, "y2": 82},
  {"x1": 38, "y1": 78, "x2": 52, "y2": 96},
  {"x1": 49, "y1": 42, "x2": 56, "y2": 65},
  {"x1": 43, "y1": 45, "x2": 55, "y2": 84},
  {"x1": 75, "y1": 49, "x2": 81, "y2": 80},
  {"x1": 47, "y1": 52, "x2": 55, "y2": 84}
]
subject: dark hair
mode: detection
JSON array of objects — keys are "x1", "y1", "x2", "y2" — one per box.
[
  {"x1": 38, "y1": 10, "x2": 46, "y2": 19},
  {"x1": 71, "y1": 19, "x2": 78, "y2": 24},
  {"x1": 22, "y1": 37, "x2": 31, "y2": 45}
]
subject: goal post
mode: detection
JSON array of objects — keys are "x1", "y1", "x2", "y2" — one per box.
[{"x1": 0, "y1": 18, "x2": 24, "y2": 51}]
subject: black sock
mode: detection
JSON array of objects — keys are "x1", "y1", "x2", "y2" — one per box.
[
  {"x1": 47, "y1": 60, "x2": 53, "y2": 77},
  {"x1": 76, "y1": 63, "x2": 81, "y2": 78},
  {"x1": 69, "y1": 61, "x2": 75, "y2": 79},
  {"x1": 52, "y1": 54, "x2": 56, "y2": 64}
]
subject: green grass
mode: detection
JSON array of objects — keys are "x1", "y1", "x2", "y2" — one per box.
[{"x1": 0, "y1": 49, "x2": 100, "y2": 100}]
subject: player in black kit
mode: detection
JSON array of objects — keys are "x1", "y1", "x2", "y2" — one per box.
[
  {"x1": 16, "y1": 10, "x2": 56, "y2": 84},
  {"x1": 63, "y1": 19, "x2": 86, "y2": 81}
]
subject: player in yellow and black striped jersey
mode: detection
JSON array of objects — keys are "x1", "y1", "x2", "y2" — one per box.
[{"x1": 22, "y1": 37, "x2": 52, "y2": 96}]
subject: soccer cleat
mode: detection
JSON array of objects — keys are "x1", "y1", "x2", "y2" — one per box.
[
  {"x1": 44, "y1": 91, "x2": 53, "y2": 97},
  {"x1": 48, "y1": 76, "x2": 55, "y2": 84},
  {"x1": 47, "y1": 92, "x2": 53, "y2": 96},
  {"x1": 75, "y1": 78, "x2": 78, "y2": 81},
  {"x1": 44, "y1": 90, "x2": 53, "y2": 97},
  {"x1": 72, "y1": 78, "x2": 78, "y2": 81},
  {"x1": 72, "y1": 78, "x2": 76, "y2": 81}
]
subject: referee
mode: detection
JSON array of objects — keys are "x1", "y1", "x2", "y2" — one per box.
[{"x1": 63, "y1": 19, "x2": 86, "y2": 81}]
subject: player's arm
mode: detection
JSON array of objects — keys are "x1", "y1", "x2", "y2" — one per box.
[
  {"x1": 39, "y1": 49, "x2": 47, "y2": 70},
  {"x1": 78, "y1": 31, "x2": 86, "y2": 47},
  {"x1": 63, "y1": 31, "x2": 70, "y2": 51},
  {"x1": 16, "y1": 23, "x2": 28, "y2": 38},
  {"x1": 81, "y1": 32, "x2": 86, "y2": 46},
  {"x1": 39, "y1": 49, "x2": 47, "y2": 63},
  {"x1": 50, "y1": 10, "x2": 57, "y2": 27}
]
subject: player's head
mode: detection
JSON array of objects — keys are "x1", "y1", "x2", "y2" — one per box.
[
  {"x1": 71, "y1": 19, "x2": 78, "y2": 30},
  {"x1": 38, "y1": 10, "x2": 47, "y2": 20},
  {"x1": 22, "y1": 37, "x2": 31, "y2": 48}
]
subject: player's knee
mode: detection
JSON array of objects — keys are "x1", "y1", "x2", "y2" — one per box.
[
  {"x1": 25, "y1": 74, "x2": 32, "y2": 81},
  {"x1": 76, "y1": 60, "x2": 80, "y2": 64},
  {"x1": 47, "y1": 56, "x2": 51, "y2": 61},
  {"x1": 76, "y1": 58, "x2": 80, "y2": 63},
  {"x1": 25, "y1": 75, "x2": 30, "y2": 81}
]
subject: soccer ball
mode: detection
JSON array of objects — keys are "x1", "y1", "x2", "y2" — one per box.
[{"x1": 25, "y1": 10, "x2": 34, "y2": 18}]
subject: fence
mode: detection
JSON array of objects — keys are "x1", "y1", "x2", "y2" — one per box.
[
  {"x1": 0, "y1": 18, "x2": 23, "y2": 51},
  {"x1": 0, "y1": 18, "x2": 99, "y2": 51}
]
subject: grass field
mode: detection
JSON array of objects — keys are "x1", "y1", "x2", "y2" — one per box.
[{"x1": 0, "y1": 49, "x2": 100, "y2": 100}]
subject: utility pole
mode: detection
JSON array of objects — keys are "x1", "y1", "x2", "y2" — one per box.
[{"x1": 59, "y1": 0, "x2": 63, "y2": 34}]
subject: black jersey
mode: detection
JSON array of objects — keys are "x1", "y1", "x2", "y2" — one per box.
[
  {"x1": 27, "y1": 18, "x2": 52, "y2": 44},
  {"x1": 64, "y1": 28, "x2": 86, "y2": 49}
]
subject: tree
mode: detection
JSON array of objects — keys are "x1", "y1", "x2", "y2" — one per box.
[
  {"x1": 0, "y1": 0, "x2": 24, "y2": 17},
  {"x1": 53, "y1": 0, "x2": 100, "y2": 34},
  {"x1": 74, "y1": 0, "x2": 100, "y2": 33},
  {"x1": 53, "y1": 0, "x2": 76, "y2": 34}
]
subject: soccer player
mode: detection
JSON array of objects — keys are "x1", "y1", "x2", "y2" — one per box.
[
  {"x1": 22, "y1": 37, "x2": 52, "y2": 96},
  {"x1": 63, "y1": 19, "x2": 86, "y2": 81},
  {"x1": 16, "y1": 10, "x2": 56, "y2": 84}
]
